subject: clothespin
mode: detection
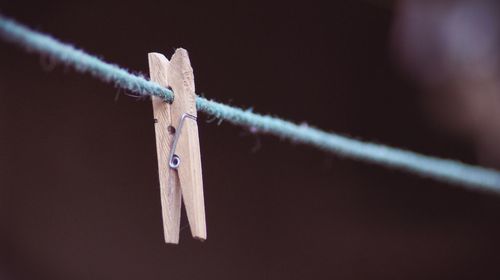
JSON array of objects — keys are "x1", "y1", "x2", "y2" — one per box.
[{"x1": 148, "y1": 49, "x2": 206, "y2": 244}]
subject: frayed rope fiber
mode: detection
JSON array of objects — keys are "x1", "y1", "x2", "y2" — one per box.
[{"x1": 2, "y1": 14, "x2": 500, "y2": 193}]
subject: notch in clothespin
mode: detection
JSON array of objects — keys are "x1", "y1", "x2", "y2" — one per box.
[{"x1": 148, "y1": 49, "x2": 206, "y2": 244}]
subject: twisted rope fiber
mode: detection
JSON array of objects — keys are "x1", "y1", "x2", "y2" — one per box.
[{"x1": 2, "y1": 15, "x2": 500, "y2": 192}]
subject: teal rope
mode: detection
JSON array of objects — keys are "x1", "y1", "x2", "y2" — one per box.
[{"x1": 1, "y1": 15, "x2": 500, "y2": 192}]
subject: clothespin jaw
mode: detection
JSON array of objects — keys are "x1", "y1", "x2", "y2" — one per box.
[{"x1": 148, "y1": 49, "x2": 206, "y2": 244}]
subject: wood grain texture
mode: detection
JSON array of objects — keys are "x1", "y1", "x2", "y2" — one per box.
[
  {"x1": 148, "y1": 53, "x2": 181, "y2": 244},
  {"x1": 149, "y1": 50, "x2": 206, "y2": 243},
  {"x1": 168, "y1": 49, "x2": 206, "y2": 240}
]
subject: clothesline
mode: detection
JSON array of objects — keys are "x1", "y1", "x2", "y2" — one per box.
[{"x1": 1, "y1": 14, "x2": 500, "y2": 193}]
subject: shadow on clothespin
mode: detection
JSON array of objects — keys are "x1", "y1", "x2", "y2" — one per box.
[{"x1": 148, "y1": 49, "x2": 206, "y2": 244}]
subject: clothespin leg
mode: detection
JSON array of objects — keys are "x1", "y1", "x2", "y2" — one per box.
[
  {"x1": 168, "y1": 49, "x2": 207, "y2": 240},
  {"x1": 148, "y1": 53, "x2": 182, "y2": 244}
]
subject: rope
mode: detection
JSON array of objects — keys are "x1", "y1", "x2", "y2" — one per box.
[{"x1": 2, "y1": 14, "x2": 500, "y2": 193}]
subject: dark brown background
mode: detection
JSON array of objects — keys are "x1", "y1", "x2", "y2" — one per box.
[{"x1": 1, "y1": 0, "x2": 500, "y2": 279}]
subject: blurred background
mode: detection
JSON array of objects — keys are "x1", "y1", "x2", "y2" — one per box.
[{"x1": 1, "y1": 0, "x2": 500, "y2": 279}]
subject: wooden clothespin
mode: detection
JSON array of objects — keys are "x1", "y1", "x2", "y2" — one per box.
[{"x1": 148, "y1": 49, "x2": 206, "y2": 244}]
